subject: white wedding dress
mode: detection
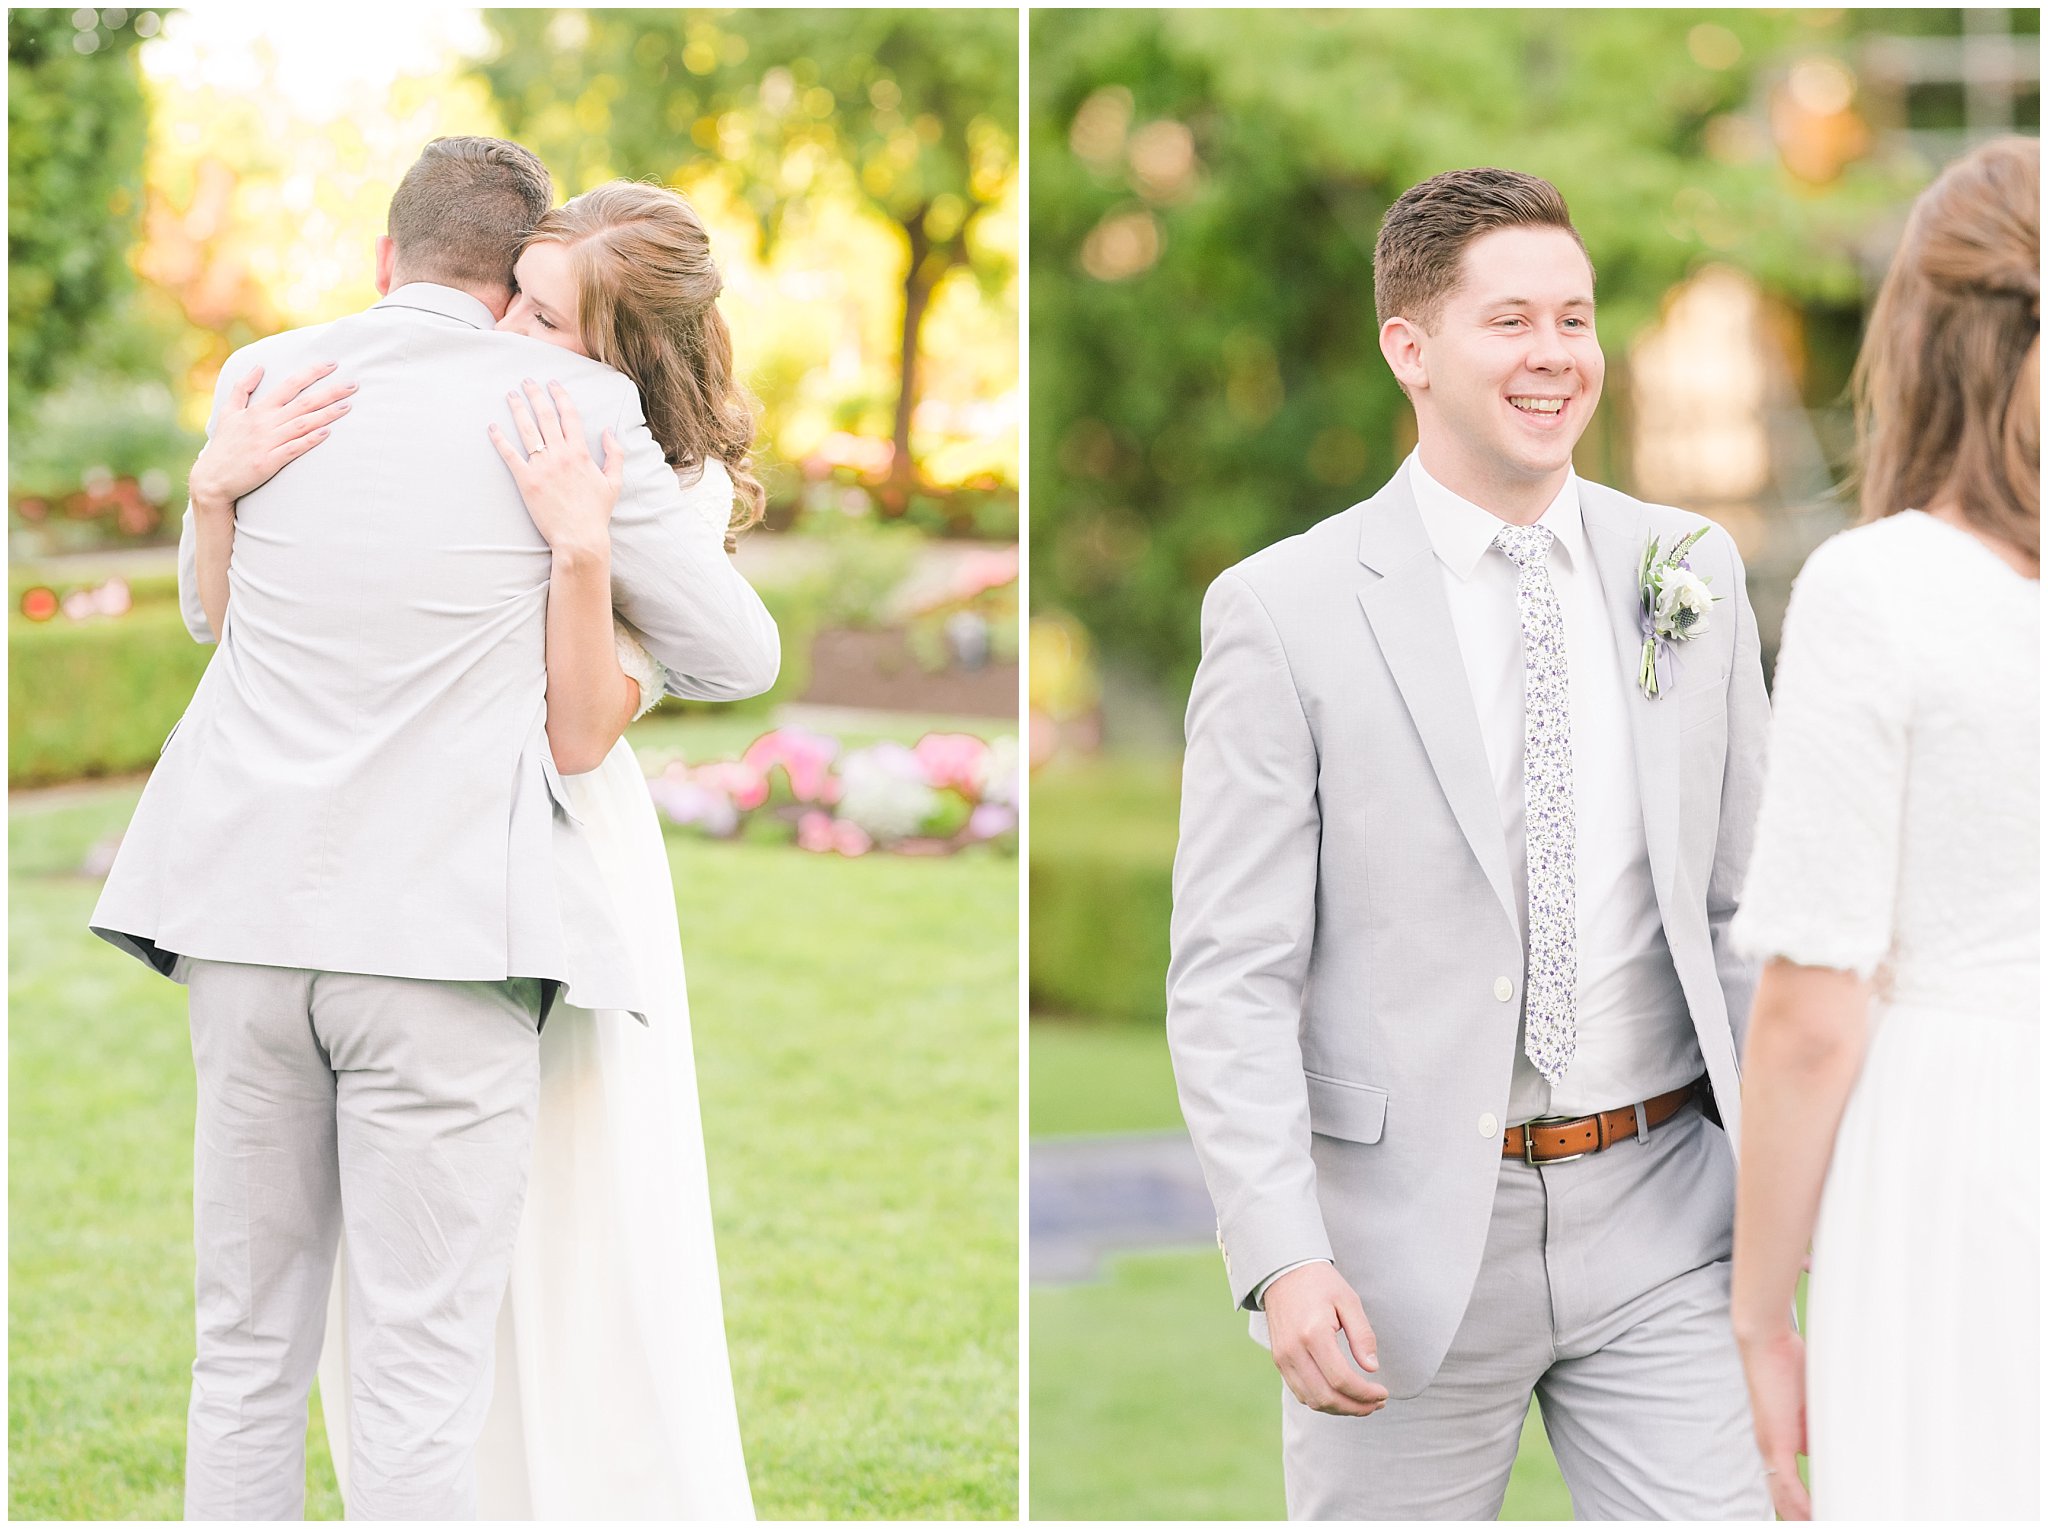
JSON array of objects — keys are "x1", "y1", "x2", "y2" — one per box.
[
  {"x1": 1732, "y1": 510, "x2": 2039, "y2": 1520},
  {"x1": 317, "y1": 463, "x2": 754, "y2": 1519}
]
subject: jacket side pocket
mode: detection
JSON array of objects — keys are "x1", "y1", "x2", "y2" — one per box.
[{"x1": 1304, "y1": 1071, "x2": 1389, "y2": 1145}]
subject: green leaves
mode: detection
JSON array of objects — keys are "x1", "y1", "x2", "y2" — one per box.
[
  {"x1": 475, "y1": 9, "x2": 1018, "y2": 487},
  {"x1": 8, "y1": 10, "x2": 153, "y2": 425},
  {"x1": 1029, "y1": 8, "x2": 1910, "y2": 699}
]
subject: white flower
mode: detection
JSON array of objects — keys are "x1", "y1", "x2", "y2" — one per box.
[
  {"x1": 977, "y1": 734, "x2": 1021, "y2": 806},
  {"x1": 1635, "y1": 526, "x2": 1717, "y2": 698},
  {"x1": 835, "y1": 743, "x2": 940, "y2": 842},
  {"x1": 1654, "y1": 566, "x2": 1714, "y2": 640}
]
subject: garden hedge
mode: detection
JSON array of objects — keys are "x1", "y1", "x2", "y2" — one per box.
[
  {"x1": 9, "y1": 603, "x2": 212, "y2": 786},
  {"x1": 1028, "y1": 757, "x2": 1180, "y2": 1024},
  {"x1": 9, "y1": 582, "x2": 821, "y2": 787}
]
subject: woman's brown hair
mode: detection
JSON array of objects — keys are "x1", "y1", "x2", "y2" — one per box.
[
  {"x1": 524, "y1": 182, "x2": 765, "y2": 549},
  {"x1": 1852, "y1": 136, "x2": 2039, "y2": 562}
]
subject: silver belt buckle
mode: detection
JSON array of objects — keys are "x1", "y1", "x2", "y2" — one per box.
[{"x1": 1521, "y1": 1112, "x2": 1591, "y2": 1167}]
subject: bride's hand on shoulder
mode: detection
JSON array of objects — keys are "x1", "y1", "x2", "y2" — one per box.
[
  {"x1": 187, "y1": 362, "x2": 355, "y2": 515},
  {"x1": 489, "y1": 378, "x2": 623, "y2": 563}
]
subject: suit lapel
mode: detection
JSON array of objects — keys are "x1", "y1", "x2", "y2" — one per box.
[
  {"x1": 1580, "y1": 485, "x2": 1680, "y2": 915},
  {"x1": 1355, "y1": 476, "x2": 1521, "y2": 939}
]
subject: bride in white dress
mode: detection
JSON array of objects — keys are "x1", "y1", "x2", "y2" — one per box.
[
  {"x1": 191, "y1": 182, "x2": 760, "y2": 1518},
  {"x1": 1728, "y1": 136, "x2": 2039, "y2": 1522},
  {"x1": 319, "y1": 464, "x2": 753, "y2": 1519}
]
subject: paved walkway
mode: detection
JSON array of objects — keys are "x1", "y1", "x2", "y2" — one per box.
[
  {"x1": 1030, "y1": 1130, "x2": 1215, "y2": 1284},
  {"x1": 9, "y1": 774, "x2": 149, "y2": 813}
]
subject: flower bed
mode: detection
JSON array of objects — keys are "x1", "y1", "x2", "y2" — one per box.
[{"x1": 648, "y1": 726, "x2": 1019, "y2": 857}]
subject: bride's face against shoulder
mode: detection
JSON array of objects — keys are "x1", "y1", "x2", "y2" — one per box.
[{"x1": 499, "y1": 241, "x2": 587, "y2": 357}]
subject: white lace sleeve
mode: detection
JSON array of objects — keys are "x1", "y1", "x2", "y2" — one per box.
[
  {"x1": 1730, "y1": 531, "x2": 1910, "y2": 978},
  {"x1": 675, "y1": 457, "x2": 737, "y2": 547},
  {"x1": 614, "y1": 620, "x2": 667, "y2": 721}
]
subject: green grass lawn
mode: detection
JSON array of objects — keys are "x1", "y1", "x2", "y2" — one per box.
[
  {"x1": 10, "y1": 719, "x2": 1018, "y2": 1520},
  {"x1": 1032, "y1": 1250, "x2": 1571, "y2": 1521},
  {"x1": 1029, "y1": 1019, "x2": 1573, "y2": 1520},
  {"x1": 1030, "y1": 1016, "x2": 1183, "y2": 1137}
]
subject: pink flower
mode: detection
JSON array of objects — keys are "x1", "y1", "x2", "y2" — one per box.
[
  {"x1": 694, "y1": 760, "x2": 770, "y2": 812},
  {"x1": 743, "y1": 727, "x2": 840, "y2": 804},
  {"x1": 966, "y1": 802, "x2": 1018, "y2": 841},
  {"x1": 958, "y1": 546, "x2": 1020, "y2": 597},
  {"x1": 797, "y1": 809, "x2": 837, "y2": 853},
  {"x1": 913, "y1": 732, "x2": 991, "y2": 796},
  {"x1": 647, "y1": 778, "x2": 740, "y2": 837},
  {"x1": 798, "y1": 810, "x2": 872, "y2": 856}
]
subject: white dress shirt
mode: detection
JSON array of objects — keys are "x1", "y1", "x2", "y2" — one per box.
[{"x1": 1407, "y1": 453, "x2": 1700, "y2": 1125}]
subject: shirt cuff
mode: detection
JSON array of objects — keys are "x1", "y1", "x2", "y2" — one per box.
[{"x1": 1248, "y1": 1257, "x2": 1332, "y2": 1311}]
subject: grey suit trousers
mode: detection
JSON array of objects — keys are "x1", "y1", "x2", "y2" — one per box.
[
  {"x1": 182, "y1": 959, "x2": 543, "y2": 1521},
  {"x1": 1282, "y1": 1103, "x2": 1771, "y2": 1521}
]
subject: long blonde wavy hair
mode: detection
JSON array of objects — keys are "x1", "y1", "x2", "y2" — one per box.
[
  {"x1": 523, "y1": 181, "x2": 765, "y2": 549},
  {"x1": 1852, "y1": 136, "x2": 2039, "y2": 563}
]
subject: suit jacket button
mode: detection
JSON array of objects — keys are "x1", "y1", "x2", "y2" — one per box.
[
  {"x1": 1493, "y1": 976, "x2": 1515, "y2": 1002},
  {"x1": 1479, "y1": 1112, "x2": 1500, "y2": 1137}
]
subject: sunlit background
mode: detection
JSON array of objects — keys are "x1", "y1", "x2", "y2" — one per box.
[
  {"x1": 11, "y1": 3, "x2": 1024, "y2": 783},
  {"x1": 10, "y1": 8, "x2": 1019, "y2": 1520},
  {"x1": 1024, "y1": 7, "x2": 2038, "y2": 1522},
  {"x1": 13, "y1": 7, "x2": 1018, "y2": 538}
]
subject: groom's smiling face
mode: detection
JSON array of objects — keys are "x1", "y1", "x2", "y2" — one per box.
[{"x1": 1382, "y1": 225, "x2": 1604, "y2": 512}]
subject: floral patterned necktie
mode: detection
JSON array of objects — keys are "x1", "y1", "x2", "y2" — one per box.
[{"x1": 1495, "y1": 524, "x2": 1577, "y2": 1085}]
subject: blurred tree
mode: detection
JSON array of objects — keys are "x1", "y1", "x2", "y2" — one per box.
[
  {"x1": 1030, "y1": 8, "x2": 1917, "y2": 698},
  {"x1": 8, "y1": 8, "x2": 160, "y2": 426},
  {"x1": 477, "y1": 8, "x2": 1017, "y2": 503}
]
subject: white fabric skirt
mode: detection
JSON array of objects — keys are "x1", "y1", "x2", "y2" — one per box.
[
  {"x1": 318, "y1": 737, "x2": 754, "y2": 1518},
  {"x1": 1807, "y1": 998, "x2": 2039, "y2": 1520}
]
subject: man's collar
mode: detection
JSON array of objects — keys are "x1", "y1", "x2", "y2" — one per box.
[
  {"x1": 372, "y1": 282, "x2": 496, "y2": 331},
  {"x1": 1405, "y1": 451, "x2": 1585, "y2": 581}
]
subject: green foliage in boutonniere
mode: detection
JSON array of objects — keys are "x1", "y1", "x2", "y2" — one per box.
[{"x1": 1636, "y1": 525, "x2": 1721, "y2": 698}]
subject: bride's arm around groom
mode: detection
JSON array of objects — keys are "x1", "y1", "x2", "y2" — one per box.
[{"x1": 174, "y1": 329, "x2": 778, "y2": 704}]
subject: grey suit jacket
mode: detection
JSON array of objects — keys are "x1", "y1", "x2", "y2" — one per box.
[
  {"x1": 1165, "y1": 469, "x2": 1767, "y2": 1398},
  {"x1": 90, "y1": 284, "x2": 779, "y2": 1018}
]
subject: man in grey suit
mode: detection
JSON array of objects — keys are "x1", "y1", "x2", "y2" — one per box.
[
  {"x1": 1166, "y1": 168, "x2": 1774, "y2": 1519},
  {"x1": 90, "y1": 138, "x2": 777, "y2": 1519}
]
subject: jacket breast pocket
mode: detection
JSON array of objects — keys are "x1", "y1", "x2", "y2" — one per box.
[{"x1": 1304, "y1": 1071, "x2": 1389, "y2": 1145}]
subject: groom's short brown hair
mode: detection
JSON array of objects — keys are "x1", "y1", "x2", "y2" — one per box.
[
  {"x1": 1374, "y1": 167, "x2": 1591, "y2": 332},
  {"x1": 387, "y1": 136, "x2": 553, "y2": 292}
]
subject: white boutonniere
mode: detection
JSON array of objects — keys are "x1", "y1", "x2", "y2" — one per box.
[{"x1": 1636, "y1": 525, "x2": 1720, "y2": 698}]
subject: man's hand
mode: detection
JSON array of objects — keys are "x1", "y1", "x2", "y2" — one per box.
[
  {"x1": 1737, "y1": 1325, "x2": 1812, "y2": 1520},
  {"x1": 1264, "y1": 1261, "x2": 1389, "y2": 1417}
]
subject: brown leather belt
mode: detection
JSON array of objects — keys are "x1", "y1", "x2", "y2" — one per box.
[{"x1": 1502, "y1": 1078, "x2": 1705, "y2": 1165}]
